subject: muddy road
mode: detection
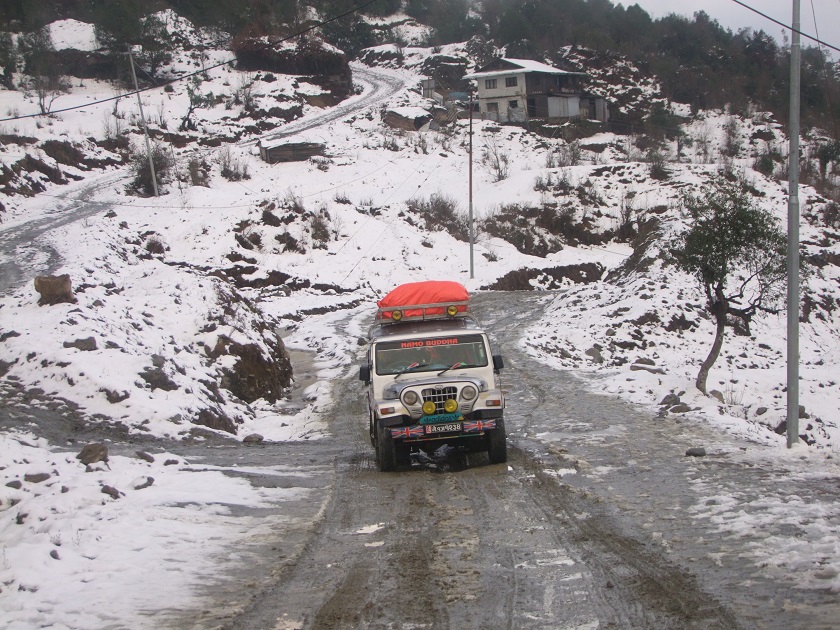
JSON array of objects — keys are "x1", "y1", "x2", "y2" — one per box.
[{"x1": 178, "y1": 292, "x2": 840, "y2": 630}]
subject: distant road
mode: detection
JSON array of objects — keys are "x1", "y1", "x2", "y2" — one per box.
[{"x1": 249, "y1": 63, "x2": 409, "y2": 145}]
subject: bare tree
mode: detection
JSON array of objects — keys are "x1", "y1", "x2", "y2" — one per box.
[
  {"x1": 19, "y1": 27, "x2": 64, "y2": 115},
  {"x1": 482, "y1": 138, "x2": 509, "y2": 181}
]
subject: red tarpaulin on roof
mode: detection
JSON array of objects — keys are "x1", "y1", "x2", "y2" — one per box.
[{"x1": 377, "y1": 281, "x2": 469, "y2": 318}]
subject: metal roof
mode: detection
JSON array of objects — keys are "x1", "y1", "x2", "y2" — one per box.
[{"x1": 463, "y1": 58, "x2": 584, "y2": 80}]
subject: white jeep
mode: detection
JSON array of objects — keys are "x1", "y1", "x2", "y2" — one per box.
[{"x1": 359, "y1": 299, "x2": 506, "y2": 471}]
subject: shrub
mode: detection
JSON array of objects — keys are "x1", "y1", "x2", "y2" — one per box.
[
  {"x1": 129, "y1": 143, "x2": 173, "y2": 196},
  {"x1": 145, "y1": 234, "x2": 166, "y2": 255},
  {"x1": 647, "y1": 147, "x2": 669, "y2": 180},
  {"x1": 218, "y1": 146, "x2": 250, "y2": 181},
  {"x1": 310, "y1": 212, "x2": 330, "y2": 248},
  {"x1": 482, "y1": 139, "x2": 509, "y2": 181},
  {"x1": 406, "y1": 193, "x2": 468, "y2": 241},
  {"x1": 187, "y1": 156, "x2": 210, "y2": 187}
]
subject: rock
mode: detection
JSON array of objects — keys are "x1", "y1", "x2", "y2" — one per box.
[
  {"x1": 0, "y1": 330, "x2": 21, "y2": 342},
  {"x1": 139, "y1": 367, "x2": 179, "y2": 391},
  {"x1": 212, "y1": 336, "x2": 292, "y2": 404},
  {"x1": 670, "y1": 403, "x2": 692, "y2": 414},
  {"x1": 77, "y1": 443, "x2": 108, "y2": 465},
  {"x1": 194, "y1": 408, "x2": 238, "y2": 435},
  {"x1": 585, "y1": 347, "x2": 604, "y2": 364},
  {"x1": 131, "y1": 476, "x2": 154, "y2": 490},
  {"x1": 243, "y1": 433, "x2": 264, "y2": 444},
  {"x1": 756, "y1": 407, "x2": 768, "y2": 416},
  {"x1": 164, "y1": 459, "x2": 179, "y2": 466},
  {"x1": 101, "y1": 388, "x2": 130, "y2": 403},
  {"x1": 50, "y1": 549, "x2": 60, "y2": 560},
  {"x1": 799, "y1": 405, "x2": 810, "y2": 419},
  {"x1": 634, "y1": 357, "x2": 656, "y2": 366},
  {"x1": 630, "y1": 363, "x2": 665, "y2": 374},
  {"x1": 34, "y1": 274, "x2": 75, "y2": 306},
  {"x1": 63, "y1": 337, "x2": 97, "y2": 351},
  {"x1": 660, "y1": 393, "x2": 680, "y2": 407},
  {"x1": 686, "y1": 447, "x2": 707, "y2": 457},
  {"x1": 6, "y1": 479, "x2": 23, "y2": 489},
  {"x1": 24, "y1": 472, "x2": 51, "y2": 484},
  {"x1": 151, "y1": 354, "x2": 166, "y2": 368},
  {"x1": 709, "y1": 389, "x2": 725, "y2": 403},
  {"x1": 101, "y1": 485, "x2": 121, "y2": 499},
  {"x1": 357, "y1": 337, "x2": 367, "y2": 346},
  {"x1": 135, "y1": 451, "x2": 155, "y2": 463}
]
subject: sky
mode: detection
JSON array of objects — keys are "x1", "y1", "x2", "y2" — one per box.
[{"x1": 629, "y1": 0, "x2": 840, "y2": 48}]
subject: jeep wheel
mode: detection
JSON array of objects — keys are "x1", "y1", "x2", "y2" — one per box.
[
  {"x1": 395, "y1": 443, "x2": 411, "y2": 468},
  {"x1": 376, "y1": 422, "x2": 396, "y2": 472},
  {"x1": 368, "y1": 411, "x2": 376, "y2": 447},
  {"x1": 487, "y1": 418, "x2": 507, "y2": 464}
]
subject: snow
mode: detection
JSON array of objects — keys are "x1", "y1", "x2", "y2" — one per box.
[
  {"x1": 48, "y1": 20, "x2": 98, "y2": 52},
  {"x1": 1, "y1": 12, "x2": 840, "y2": 626},
  {"x1": 464, "y1": 58, "x2": 581, "y2": 78}
]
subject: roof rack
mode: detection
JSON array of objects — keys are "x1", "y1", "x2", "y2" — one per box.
[{"x1": 368, "y1": 301, "x2": 480, "y2": 338}]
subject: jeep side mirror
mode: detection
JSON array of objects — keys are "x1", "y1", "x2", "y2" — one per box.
[
  {"x1": 493, "y1": 355, "x2": 505, "y2": 371},
  {"x1": 359, "y1": 365, "x2": 371, "y2": 383}
]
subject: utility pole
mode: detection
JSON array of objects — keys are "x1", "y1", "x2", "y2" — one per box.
[
  {"x1": 787, "y1": 0, "x2": 801, "y2": 447},
  {"x1": 468, "y1": 91, "x2": 475, "y2": 280},
  {"x1": 128, "y1": 47, "x2": 159, "y2": 197}
]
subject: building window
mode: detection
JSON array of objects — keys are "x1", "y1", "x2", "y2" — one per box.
[
  {"x1": 487, "y1": 102, "x2": 499, "y2": 113},
  {"x1": 509, "y1": 100, "x2": 519, "y2": 109},
  {"x1": 485, "y1": 79, "x2": 497, "y2": 89},
  {"x1": 505, "y1": 76, "x2": 518, "y2": 88}
]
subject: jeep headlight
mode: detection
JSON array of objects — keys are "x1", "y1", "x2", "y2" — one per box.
[
  {"x1": 422, "y1": 401, "x2": 436, "y2": 415},
  {"x1": 460, "y1": 386, "x2": 477, "y2": 401},
  {"x1": 444, "y1": 399, "x2": 458, "y2": 413},
  {"x1": 403, "y1": 390, "x2": 419, "y2": 406}
]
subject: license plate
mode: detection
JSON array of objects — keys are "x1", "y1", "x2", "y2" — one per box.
[{"x1": 426, "y1": 422, "x2": 462, "y2": 434}]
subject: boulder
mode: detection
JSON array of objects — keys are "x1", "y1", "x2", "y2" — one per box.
[
  {"x1": 660, "y1": 393, "x2": 680, "y2": 407},
  {"x1": 64, "y1": 337, "x2": 97, "y2": 351},
  {"x1": 24, "y1": 472, "x2": 51, "y2": 484},
  {"x1": 77, "y1": 443, "x2": 108, "y2": 465},
  {"x1": 34, "y1": 274, "x2": 75, "y2": 305},
  {"x1": 709, "y1": 390, "x2": 725, "y2": 403},
  {"x1": 101, "y1": 485, "x2": 121, "y2": 499}
]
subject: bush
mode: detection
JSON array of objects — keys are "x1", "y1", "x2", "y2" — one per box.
[
  {"x1": 218, "y1": 146, "x2": 250, "y2": 181},
  {"x1": 406, "y1": 193, "x2": 469, "y2": 241},
  {"x1": 187, "y1": 156, "x2": 210, "y2": 187},
  {"x1": 310, "y1": 212, "x2": 330, "y2": 248},
  {"x1": 144, "y1": 234, "x2": 166, "y2": 255},
  {"x1": 129, "y1": 143, "x2": 173, "y2": 196}
]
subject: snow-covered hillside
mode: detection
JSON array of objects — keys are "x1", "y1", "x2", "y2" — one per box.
[
  {"x1": 1, "y1": 14, "x2": 840, "y2": 627},
  {"x1": 2, "y1": 18, "x2": 837, "y2": 449}
]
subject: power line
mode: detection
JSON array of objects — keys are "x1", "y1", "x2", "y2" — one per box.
[
  {"x1": 729, "y1": 0, "x2": 840, "y2": 53},
  {"x1": 0, "y1": 0, "x2": 380, "y2": 123}
]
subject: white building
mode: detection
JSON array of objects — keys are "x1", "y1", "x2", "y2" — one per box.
[{"x1": 463, "y1": 58, "x2": 608, "y2": 124}]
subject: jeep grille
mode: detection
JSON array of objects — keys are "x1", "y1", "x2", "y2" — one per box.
[{"x1": 422, "y1": 386, "x2": 458, "y2": 415}]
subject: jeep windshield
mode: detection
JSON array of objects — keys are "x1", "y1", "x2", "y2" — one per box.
[{"x1": 374, "y1": 334, "x2": 489, "y2": 376}]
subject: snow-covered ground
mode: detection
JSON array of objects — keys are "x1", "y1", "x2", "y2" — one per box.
[{"x1": 1, "y1": 15, "x2": 839, "y2": 627}]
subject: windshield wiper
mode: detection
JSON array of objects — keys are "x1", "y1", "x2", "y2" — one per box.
[
  {"x1": 394, "y1": 362, "x2": 425, "y2": 380},
  {"x1": 437, "y1": 362, "x2": 465, "y2": 376}
]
